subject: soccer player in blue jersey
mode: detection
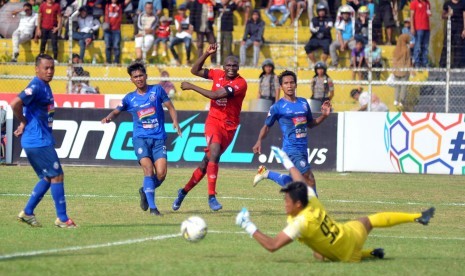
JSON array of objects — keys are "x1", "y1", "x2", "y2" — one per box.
[
  {"x1": 101, "y1": 62, "x2": 181, "y2": 216},
  {"x1": 10, "y1": 54, "x2": 76, "y2": 228},
  {"x1": 252, "y1": 70, "x2": 331, "y2": 195}
]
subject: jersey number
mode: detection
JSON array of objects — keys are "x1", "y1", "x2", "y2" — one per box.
[{"x1": 320, "y1": 214, "x2": 340, "y2": 244}]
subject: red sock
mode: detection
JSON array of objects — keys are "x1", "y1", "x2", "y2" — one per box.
[
  {"x1": 207, "y1": 162, "x2": 219, "y2": 196},
  {"x1": 184, "y1": 168, "x2": 205, "y2": 192}
]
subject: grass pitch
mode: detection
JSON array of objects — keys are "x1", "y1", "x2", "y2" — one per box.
[{"x1": 0, "y1": 166, "x2": 464, "y2": 275}]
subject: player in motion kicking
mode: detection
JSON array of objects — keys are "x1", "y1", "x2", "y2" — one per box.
[{"x1": 172, "y1": 43, "x2": 247, "y2": 211}]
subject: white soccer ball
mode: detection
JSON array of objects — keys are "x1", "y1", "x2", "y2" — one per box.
[{"x1": 180, "y1": 216, "x2": 208, "y2": 242}]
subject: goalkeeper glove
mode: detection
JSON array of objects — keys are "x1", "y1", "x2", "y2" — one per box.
[
  {"x1": 235, "y1": 208, "x2": 257, "y2": 237},
  {"x1": 271, "y1": 146, "x2": 295, "y2": 170}
]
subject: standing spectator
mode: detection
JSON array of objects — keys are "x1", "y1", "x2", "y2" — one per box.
[
  {"x1": 392, "y1": 34, "x2": 413, "y2": 107},
  {"x1": 258, "y1": 59, "x2": 280, "y2": 106},
  {"x1": 11, "y1": 3, "x2": 38, "y2": 62},
  {"x1": 372, "y1": 0, "x2": 395, "y2": 45},
  {"x1": 240, "y1": 9, "x2": 265, "y2": 67},
  {"x1": 135, "y1": 2, "x2": 158, "y2": 61},
  {"x1": 347, "y1": 0, "x2": 364, "y2": 12},
  {"x1": 309, "y1": 62, "x2": 334, "y2": 111},
  {"x1": 365, "y1": 39, "x2": 383, "y2": 80},
  {"x1": 350, "y1": 87, "x2": 388, "y2": 111},
  {"x1": 190, "y1": 0, "x2": 218, "y2": 64},
  {"x1": 60, "y1": 0, "x2": 77, "y2": 40},
  {"x1": 138, "y1": 0, "x2": 162, "y2": 16},
  {"x1": 159, "y1": 70, "x2": 177, "y2": 99},
  {"x1": 354, "y1": 5, "x2": 369, "y2": 45},
  {"x1": 73, "y1": 6, "x2": 100, "y2": 62},
  {"x1": 305, "y1": 3, "x2": 333, "y2": 65},
  {"x1": 0, "y1": 106, "x2": 6, "y2": 164},
  {"x1": 265, "y1": 0, "x2": 290, "y2": 27},
  {"x1": 439, "y1": 0, "x2": 465, "y2": 68},
  {"x1": 152, "y1": 16, "x2": 171, "y2": 57},
  {"x1": 218, "y1": 0, "x2": 237, "y2": 63},
  {"x1": 366, "y1": 0, "x2": 375, "y2": 20},
  {"x1": 401, "y1": 19, "x2": 416, "y2": 59},
  {"x1": 329, "y1": 5, "x2": 356, "y2": 67},
  {"x1": 288, "y1": 0, "x2": 307, "y2": 25},
  {"x1": 31, "y1": 0, "x2": 40, "y2": 13},
  {"x1": 104, "y1": 0, "x2": 123, "y2": 64},
  {"x1": 36, "y1": 0, "x2": 62, "y2": 63},
  {"x1": 170, "y1": 4, "x2": 193, "y2": 65},
  {"x1": 237, "y1": 0, "x2": 252, "y2": 24},
  {"x1": 410, "y1": 0, "x2": 431, "y2": 67},
  {"x1": 351, "y1": 39, "x2": 366, "y2": 80}
]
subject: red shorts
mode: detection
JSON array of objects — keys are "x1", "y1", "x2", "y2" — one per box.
[{"x1": 205, "y1": 117, "x2": 237, "y2": 154}]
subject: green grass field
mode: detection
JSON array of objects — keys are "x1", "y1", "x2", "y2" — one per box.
[{"x1": 0, "y1": 166, "x2": 464, "y2": 275}]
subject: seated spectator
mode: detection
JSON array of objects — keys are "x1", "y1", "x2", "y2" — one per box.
[
  {"x1": 104, "y1": 0, "x2": 123, "y2": 64},
  {"x1": 73, "y1": 6, "x2": 100, "y2": 62},
  {"x1": 11, "y1": 3, "x2": 37, "y2": 62},
  {"x1": 265, "y1": 0, "x2": 290, "y2": 27},
  {"x1": 170, "y1": 4, "x2": 193, "y2": 65},
  {"x1": 288, "y1": 0, "x2": 306, "y2": 25},
  {"x1": 351, "y1": 39, "x2": 366, "y2": 80},
  {"x1": 309, "y1": 62, "x2": 334, "y2": 112},
  {"x1": 364, "y1": 39, "x2": 383, "y2": 80},
  {"x1": 153, "y1": 16, "x2": 171, "y2": 57},
  {"x1": 159, "y1": 70, "x2": 176, "y2": 99},
  {"x1": 68, "y1": 53, "x2": 99, "y2": 94},
  {"x1": 354, "y1": 5, "x2": 369, "y2": 45},
  {"x1": 218, "y1": 0, "x2": 237, "y2": 63},
  {"x1": 236, "y1": 0, "x2": 252, "y2": 24},
  {"x1": 30, "y1": 0, "x2": 40, "y2": 13},
  {"x1": 350, "y1": 87, "x2": 388, "y2": 111},
  {"x1": 240, "y1": 9, "x2": 265, "y2": 67},
  {"x1": 329, "y1": 5, "x2": 356, "y2": 67},
  {"x1": 86, "y1": 0, "x2": 104, "y2": 38},
  {"x1": 401, "y1": 19, "x2": 415, "y2": 61},
  {"x1": 258, "y1": 59, "x2": 280, "y2": 106},
  {"x1": 135, "y1": 2, "x2": 158, "y2": 61},
  {"x1": 392, "y1": 34, "x2": 413, "y2": 107},
  {"x1": 373, "y1": 0, "x2": 395, "y2": 45},
  {"x1": 305, "y1": 3, "x2": 333, "y2": 65}
]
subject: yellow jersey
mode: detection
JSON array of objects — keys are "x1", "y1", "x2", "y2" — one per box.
[{"x1": 283, "y1": 196, "x2": 366, "y2": 262}]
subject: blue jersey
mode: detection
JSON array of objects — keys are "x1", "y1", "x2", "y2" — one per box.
[
  {"x1": 19, "y1": 77, "x2": 55, "y2": 148},
  {"x1": 265, "y1": 97, "x2": 313, "y2": 153},
  {"x1": 117, "y1": 85, "x2": 170, "y2": 139}
]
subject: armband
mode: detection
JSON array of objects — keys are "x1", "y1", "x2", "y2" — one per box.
[
  {"x1": 203, "y1": 69, "x2": 210, "y2": 79},
  {"x1": 224, "y1": 85, "x2": 235, "y2": 98}
]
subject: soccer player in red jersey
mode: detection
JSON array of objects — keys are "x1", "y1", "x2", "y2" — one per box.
[{"x1": 172, "y1": 43, "x2": 247, "y2": 211}]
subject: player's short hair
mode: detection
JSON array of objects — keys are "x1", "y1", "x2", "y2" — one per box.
[
  {"x1": 280, "y1": 181, "x2": 309, "y2": 208},
  {"x1": 224, "y1": 55, "x2": 239, "y2": 65},
  {"x1": 35, "y1": 54, "x2": 54, "y2": 66},
  {"x1": 278, "y1": 70, "x2": 297, "y2": 86},
  {"x1": 127, "y1": 62, "x2": 146, "y2": 76}
]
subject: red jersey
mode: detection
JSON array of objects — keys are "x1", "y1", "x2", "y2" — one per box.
[
  {"x1": 39, "y1": 2, "x2": 60, "y2": 30},
  {"x1": 207, "y1": 69, "x2": 247, "y2": 130},
  {"x1": 156, "y1": 23, "x2": 171, "y2": 38},
  {"x1": 410, "y1": 0, "x2": 430, "y2": 31},
  {"x1": 105, "y1": 3, "x2": 123, "y2": 31}
]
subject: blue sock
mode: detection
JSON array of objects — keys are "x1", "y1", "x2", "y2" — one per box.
[
  {"x1": 152, "y1": 176, "x2": 163, "y2": 189},
  {"x1": 267, "y1": 171, "x2": 293, "y2": 187},
  {"x1": 143, "y1": 176, "x2": 156, "y2": 209},
  {"x1": 24, "y1": 179, "x2": 51, "y2": 215},
  {"x1": 51, "y1": 183, "x2": 69, "y2": 222}
]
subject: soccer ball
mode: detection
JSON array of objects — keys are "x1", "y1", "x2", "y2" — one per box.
[{"x1": 180, "y1": 216, "x2": 207, "y2": 242}]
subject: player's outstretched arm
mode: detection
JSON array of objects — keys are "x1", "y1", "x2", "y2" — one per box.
[
  {"x1": 164, "y1": 101, "x2": 182, "y2": 137},
  {"x1": 235, "y1": 208, "x2": 293, "y2": 252},
  {"x1": 180, "y1": 82, "x2": 228, "y2": 100},
  {"x1": 252, "y1": 125, "x2": 270, "y2": 154},
  {"x1": 308, "y1": 100, "x2": 331, "y2": 128},
  {"x1": 10, "y1": 97, "x2": 27, "y2": 137},
  {"x1": 101, "y1": 109, "x2": 121, "y2": 124},
  {"x1": 190, "y1": 43, "x2": 217, "y2": 78}
]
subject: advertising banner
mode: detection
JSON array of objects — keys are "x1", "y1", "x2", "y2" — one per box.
[
  {"x1": 343, "y1": 112, "x2": 465, "y2": 175},
  {"x1": 0, "y1": 93, "x2": 105, "y2": 108},
  {"x1": 12, "y1": 109, "x2": 338, "y2": 170}
]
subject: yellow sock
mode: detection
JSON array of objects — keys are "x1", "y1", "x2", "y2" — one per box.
[
  {"x1": 362, "y1": 249, "x2": 374, "y2": 258},
  {"x1": 368, "y1": 212, "x2": 421, "y2": 228}
]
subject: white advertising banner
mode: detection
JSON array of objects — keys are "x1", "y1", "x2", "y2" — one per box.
[{"x1": 342, "y1": 112, "x2": 465, "y2": 175}]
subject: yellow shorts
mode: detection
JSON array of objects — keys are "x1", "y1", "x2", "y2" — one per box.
[{"x1": 344, "y1": 221, "x2": 368, "y2": 262}]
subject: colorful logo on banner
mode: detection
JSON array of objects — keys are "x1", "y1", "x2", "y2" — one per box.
[{"x1": 384, "y1": 112, "x2": 465, "y2": 175}]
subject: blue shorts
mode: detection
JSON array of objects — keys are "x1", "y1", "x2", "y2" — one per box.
[
  {"x1": 133, "y1": 138, "x2": 167, "y2": 163},
  {"x1": 24, "y1": 145, "x2": 63, "y2": 179},
  {"x1": 287, "y1": 150, "x2": 311, "y2": 175}
]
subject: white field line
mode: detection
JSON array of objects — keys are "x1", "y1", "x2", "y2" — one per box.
[
  {"x1": 1, "y1": 193, "x2": 464, "y2": 206},
  {"x1": 2, "y1": 231, "x2": 464, "y2": 261}
]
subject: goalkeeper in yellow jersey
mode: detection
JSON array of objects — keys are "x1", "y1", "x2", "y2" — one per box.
[{"x1": 235, "y1": 146, "x2": 435, "y2": 262}]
